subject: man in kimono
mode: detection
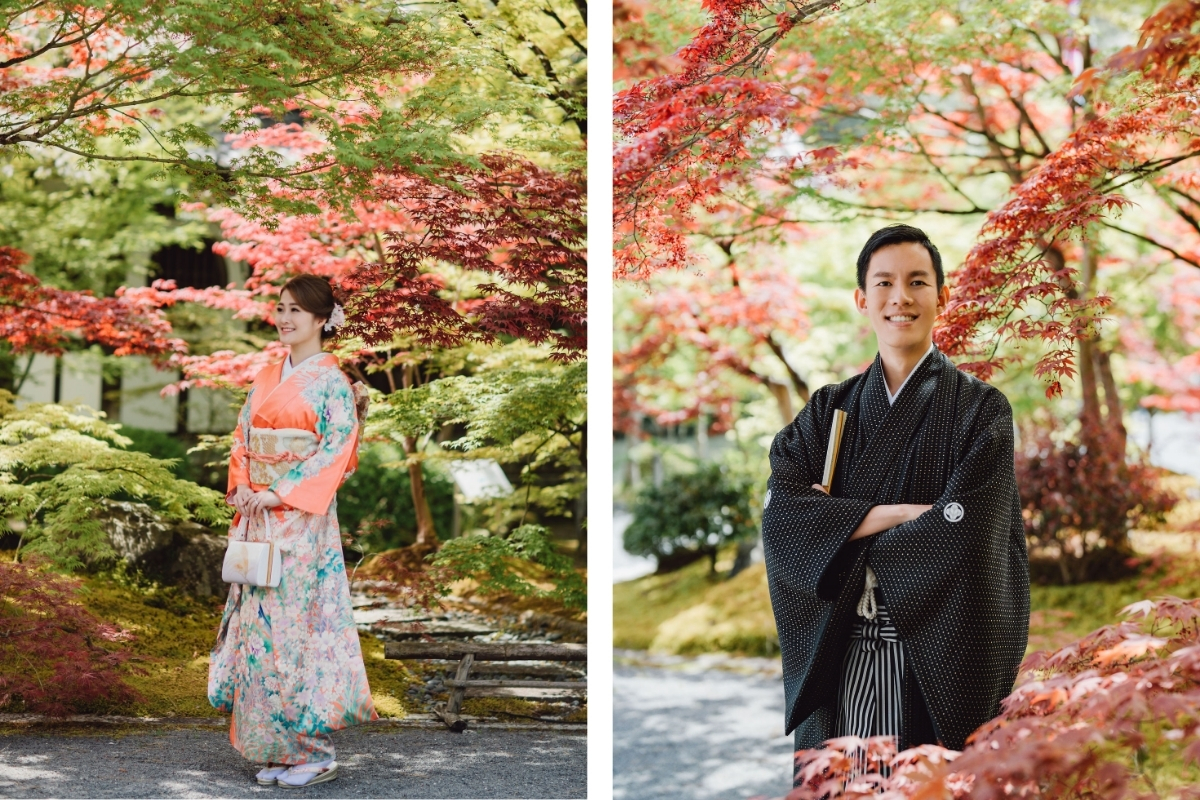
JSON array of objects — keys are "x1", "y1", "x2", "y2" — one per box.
[{"x1": 761, "y1": 224, "x2": 1029, "y2": 780}]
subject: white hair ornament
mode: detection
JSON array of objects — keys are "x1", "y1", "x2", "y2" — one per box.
[{"x1": 324, "y1": 303, "x2": 346, "y2": 331}]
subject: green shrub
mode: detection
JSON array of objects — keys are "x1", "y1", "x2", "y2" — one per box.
[
  {"x1": 429, "y1": 524, "x2": 586, "y2": 611},
  {"x1": 0, "y1": 393, "x2": 230, "y2": 571},
  {"x1": 117, "y1": 426, "x2": 193, "y2": 481},
  {"x1": 624, "y1": 463, "x2": 758, "y2": 574},
  {"x1": 336, "y1": 445, "x2": 454, "y2": 554}
]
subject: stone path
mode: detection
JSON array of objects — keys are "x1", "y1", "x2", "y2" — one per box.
[
  {"x1": 613, "y1": 651, "x2": 793, "y2": 800},
  {"x1": 0, "y1": 724, "x2": 585, "y2": 799}
]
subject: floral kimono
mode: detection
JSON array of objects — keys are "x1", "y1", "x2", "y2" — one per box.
[{"x1": 208, "y1": 352, "x2": 377, "y2": 764}]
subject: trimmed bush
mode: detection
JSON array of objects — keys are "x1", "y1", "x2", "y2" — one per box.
[
  {"x1": 624, "y1": 463, "x2": 757, "y2": 574},
  {"x1": 336, "y1": 446, "x2": 454, "y2": 556}
]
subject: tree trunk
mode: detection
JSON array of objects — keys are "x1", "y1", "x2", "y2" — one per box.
[
  {"x1": 766, "y1": 379, "x2": 794, "y2": 425},
  {"x1": 396, "y1": 362, "x2": 439, "y2": 546},
  {"x1": 1094, "y1": 346, "x2": 1127, "y2": 455},
  {"x1": 765, "y1": 334, "x2": 810, "y2": 404},
  {"x1": 577, "y1": 420, "x2": 586, "y2": 558},
  {"x1": 403, "y1": 435, "x2": 439, "y2": 546},
  {"x1": 1078, "y1": 336, "x2": 1102, "y2": 434},
  {"x1": 1077, "y1": 234, "x2": 1104, "y2": 451},
  {"x1": 721, "y1": 242, "x2": 808, "y2": 423}
]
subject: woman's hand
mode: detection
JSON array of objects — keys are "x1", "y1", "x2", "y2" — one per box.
[
  {"x1": 229, "y1": 484, "x2": 254, "y2": 518},
  {"x1": 244, "y1": 490, "x2": 283, "y2": 518}
]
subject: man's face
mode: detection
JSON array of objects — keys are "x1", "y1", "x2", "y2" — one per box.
[{"x1": 854, "y1": 241, "x2": 950, "y2": 351}]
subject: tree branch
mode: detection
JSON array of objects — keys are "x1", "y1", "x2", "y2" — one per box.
[{"x1": 1098, "y1": 220, "x2": 1200, "y2": 271}]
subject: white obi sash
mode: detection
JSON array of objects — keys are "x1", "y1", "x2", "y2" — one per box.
[{"x1": 247, "y1": 426, "x2": 321, "y2": 486}]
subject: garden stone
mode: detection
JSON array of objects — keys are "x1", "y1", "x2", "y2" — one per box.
[
  {"x1": 98, "y1": 500, "x2": 227, "y2": 597},
  {"x1": 101, "y1": 500, "x2": 174, "y2": 563}
]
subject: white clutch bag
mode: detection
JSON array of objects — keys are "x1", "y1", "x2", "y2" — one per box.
[{"x1": 221, "y1": 510, "x2": 282, "y2": 588}]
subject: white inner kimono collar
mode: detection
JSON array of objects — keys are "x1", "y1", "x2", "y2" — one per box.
[{"x1": 885, "y1": 343, "x2": 936, "y2": 406}]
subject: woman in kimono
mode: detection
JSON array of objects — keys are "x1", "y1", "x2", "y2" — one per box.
[{"x1": 209, "y1": 274, "x2": 377, "y2": 788}]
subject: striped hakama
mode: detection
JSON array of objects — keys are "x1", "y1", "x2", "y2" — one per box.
[
  {"x1": 835, "y1": 597, "x2": 903, "y2": 742},
  {"x1": 833, "y1": 593, "x2": 904, "y2": 781}
]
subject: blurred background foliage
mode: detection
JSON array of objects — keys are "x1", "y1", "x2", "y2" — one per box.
[
  {"x1": 613, "y1": 0, "x2": 1200, "y2": 668},
  {"x1": 0, "y1": 0, "x2": 586, "y2": 720}
]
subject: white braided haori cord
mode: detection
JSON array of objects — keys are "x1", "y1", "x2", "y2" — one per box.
[{"x1": 856, "y1": 566, "x2": 878, "y2": 620}]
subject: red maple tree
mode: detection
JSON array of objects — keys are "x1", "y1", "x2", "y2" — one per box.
[
  {"x1": 615, "y1": 1, "x2": 1200, "y2": 457},
  {"x1": 614, "y1": 234, "x2": 813, "y2": 433},
  {"x1": 789, "y1": 590, "x2": 1200, "y2": 800},
  {"x1": 938, "y1": 1, "x2": 1200, "y2": 412},
  {"x1": 0, "y1": 247, "x2": 183, "y2": 359},
  {"x1": 613, "y1": 0, "x2": 847, "y2": 277},
  {"x1": 123, "y1": 149, "x2": 586, "y2": 547},
  {"x1": 0, "y1": 558, "x2": 142, "y2": 716},
  {"x1": 129, "y1": 154, "x2": 586, "y2": 389}
]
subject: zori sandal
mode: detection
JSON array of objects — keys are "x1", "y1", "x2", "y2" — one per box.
[
  {"x1": 255, "y1": 763, "x2": 290, "y2": 785},
  {"x1": 277, "y1": 760, "x2": 338, "y2": 788}
]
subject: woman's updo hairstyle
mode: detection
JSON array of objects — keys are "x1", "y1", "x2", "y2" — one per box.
[{"x1": 279, "y1": 274, "x2": 339, "y2": 340}]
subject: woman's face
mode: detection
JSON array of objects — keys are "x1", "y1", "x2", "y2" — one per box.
[{"x1": 275, "y1": 289, "x2": 326, "y2": 347}]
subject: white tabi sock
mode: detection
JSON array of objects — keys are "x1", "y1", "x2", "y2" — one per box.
[
  {"x1": 255, "y1": 763, "x2": 290, "y2": 782},
  {"x1": 278, "y1": 757, "x2": 337, "y2": 787}
]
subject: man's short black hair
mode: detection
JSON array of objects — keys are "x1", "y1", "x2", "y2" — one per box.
[{"x1": 856, "y1": 224, "x2": 944, "y2": 291}]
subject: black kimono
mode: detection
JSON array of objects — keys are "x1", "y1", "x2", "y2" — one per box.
[{"x1": 762, "y1": 346, "x2": 1029, "y2": 762}]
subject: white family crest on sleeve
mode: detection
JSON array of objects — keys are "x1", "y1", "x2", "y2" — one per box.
[{"x1": 944, "y1": 501, "x2": 964, "y2": 523}]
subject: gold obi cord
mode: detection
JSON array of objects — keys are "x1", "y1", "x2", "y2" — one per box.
[{"x1": 247, "y1": 427, "x2": 321, "y2": 486}]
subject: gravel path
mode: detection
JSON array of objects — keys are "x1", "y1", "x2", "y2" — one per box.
[
  {"x1": 0, "y1": 724, "x2": 586, "y2": 799},
  {"x1": 613, "y1": 651, "x2": 794, "y2": 800}
]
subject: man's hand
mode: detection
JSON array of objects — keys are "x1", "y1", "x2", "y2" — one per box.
[{"x1": 810, "y1": 484, "x2": 932, "y2": 539}]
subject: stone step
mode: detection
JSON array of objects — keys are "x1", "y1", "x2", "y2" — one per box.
[
  {"x1": 376, "y1": 622, "x2": 499, "y2": 639},
  {"x1": 352, "y1": 608, "x2": 432, "y2": 626}
]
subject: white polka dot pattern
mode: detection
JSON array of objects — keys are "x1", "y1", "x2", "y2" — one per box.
[{"x1": 762, "y1": 348, "x2": 1030, "y2": 753}]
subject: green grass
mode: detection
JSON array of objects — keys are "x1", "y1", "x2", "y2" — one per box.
[
  {"x1": 1027, "y1": 553, "x2": 1200, "y2": 654},
  {"x1": 615, "y1": 551, "x2": 1200, "y2": 657},
  {"x1": 613, "y1": 558, "x2": 724, "y2": 650}
]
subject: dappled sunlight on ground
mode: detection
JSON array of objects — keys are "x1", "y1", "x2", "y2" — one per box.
[
  {"x1": 613, "y1": 650, "x2": 792, "y2": 800},
  {"x1": 0, "y1": 725, "x2": 585, "y2": 798}
]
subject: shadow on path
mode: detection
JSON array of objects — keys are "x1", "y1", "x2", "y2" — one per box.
[
  {"x1": 614, "y1": 651, "x2": 792, "y2": 800},
  {"x1": 0, "y1": 725, "x2": 585, "y2": 799}
]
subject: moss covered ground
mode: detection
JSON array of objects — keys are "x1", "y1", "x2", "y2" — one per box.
[
  {"x1": 614, "y1": 550, "x2": 1200, "y2": 657},
  {"x1": 613, "y1": 558, "x2": 727, "y2": 650},
  {"x1": 26, "y1": 572, "x2": 419, "y2": 719},
  {"x1": 5, "y1": 566, "x2": 582, "y2": 723},
  {"x1": 461, "y1": 696, "x2": 586, "y2": 723}
]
